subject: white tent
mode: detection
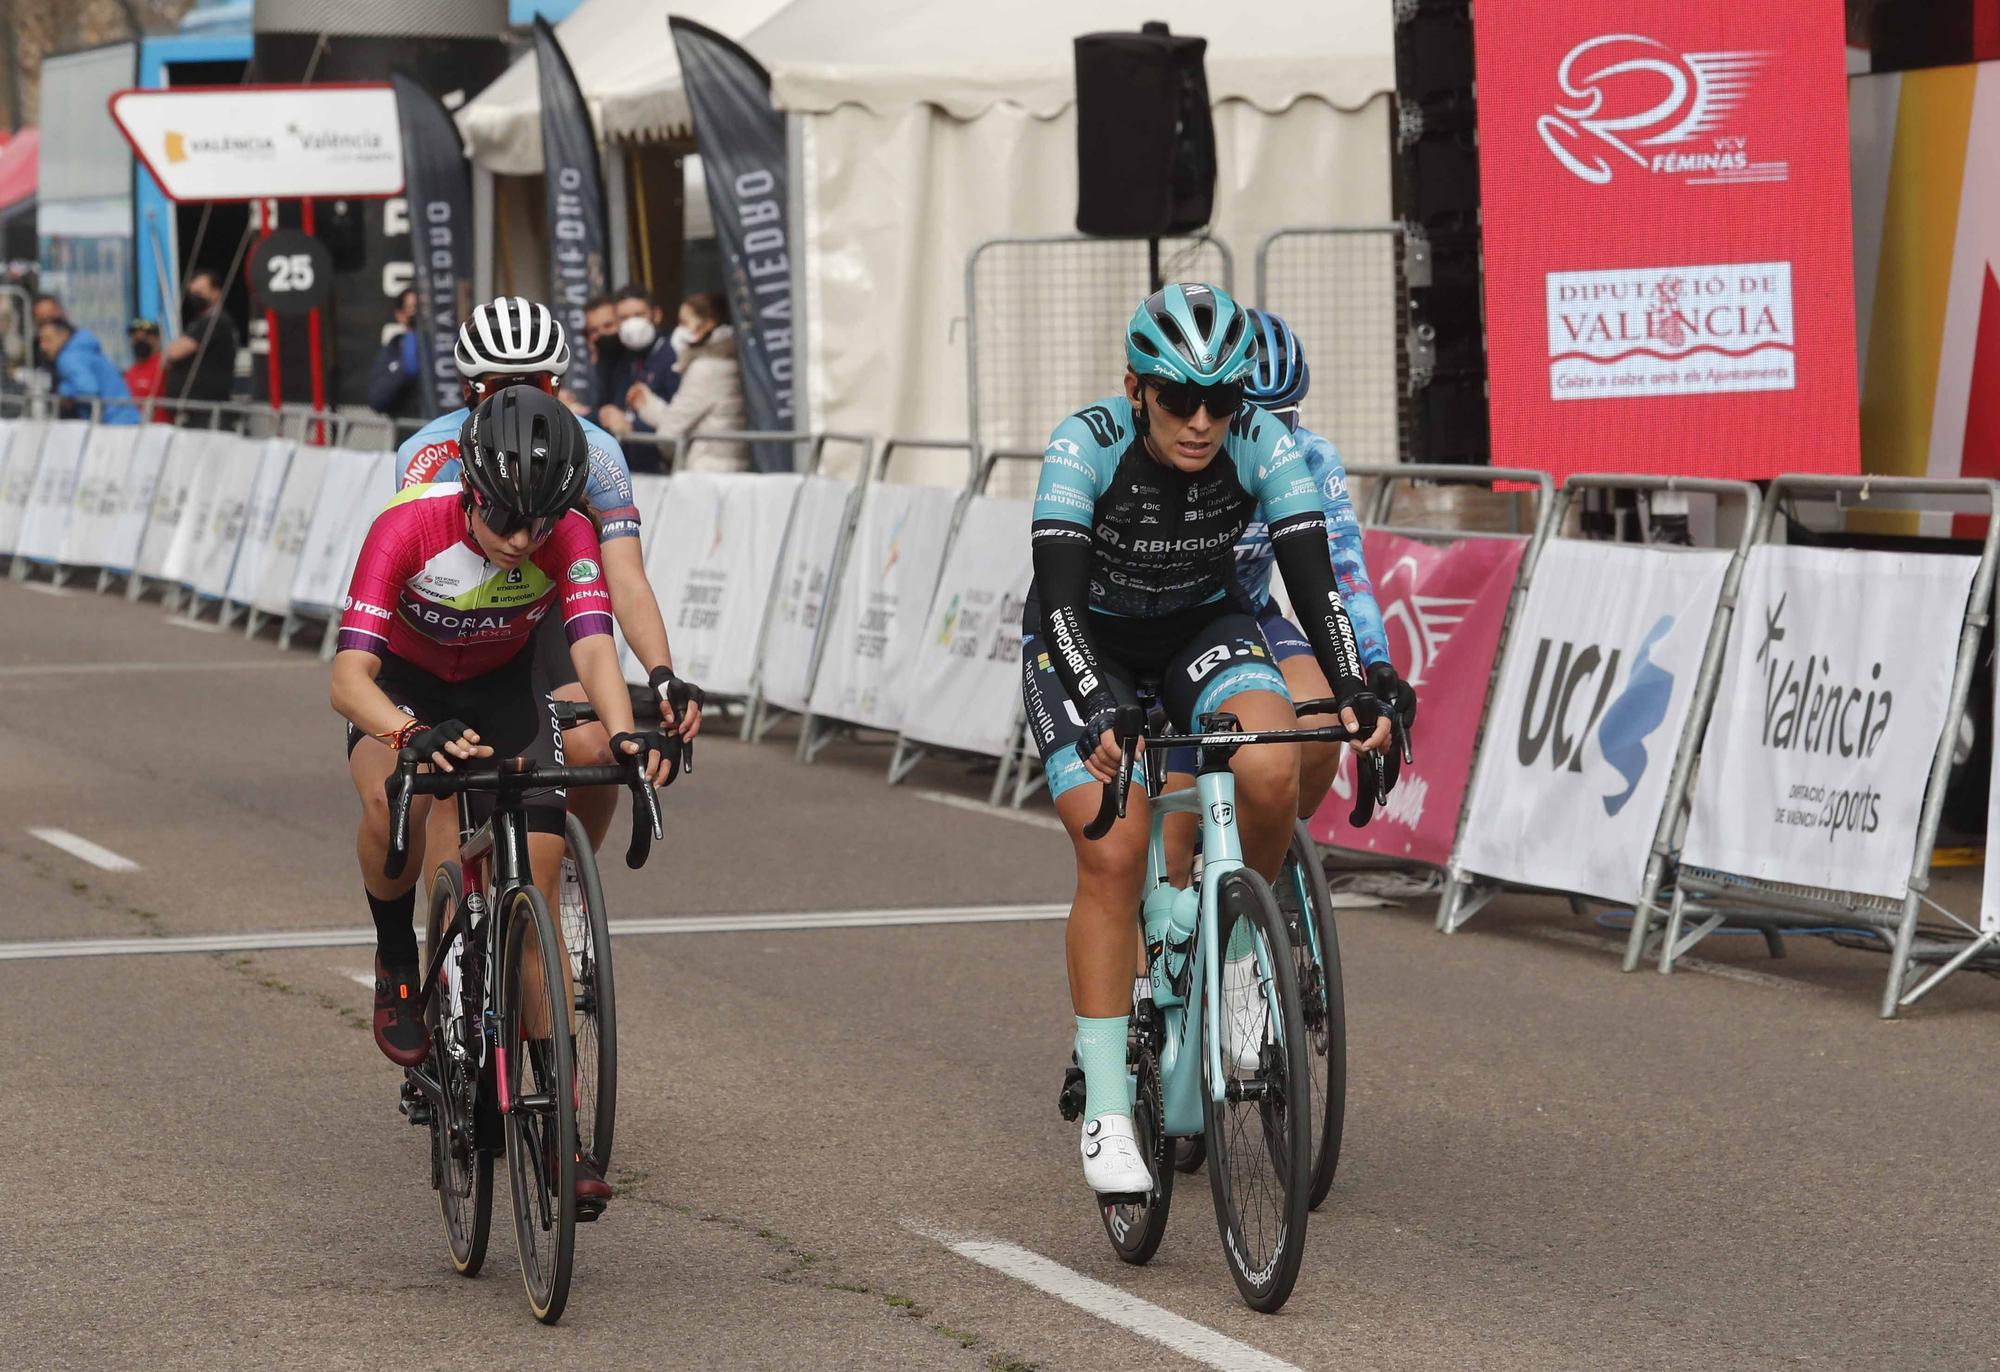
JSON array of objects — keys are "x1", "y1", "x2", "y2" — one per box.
[
  {"x1": 745, "y1": 0, "x2": 1395, "y2": 465},
  {"x1": 457, "y1": 0, "x2": 792, "y2": 175}
]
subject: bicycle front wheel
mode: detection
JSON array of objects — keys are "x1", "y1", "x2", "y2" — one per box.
[
  {"x1": 1281, "y1": 821, "x2": 1347, "y2": 1210},
  {"x1": 1101, "y1": 1002, "x2": 1174, "y2": 1264},
  {"x1": 499, "y1": 886, "x2": 577, "y2": 1324},
  {"x1": 561, "y1": 814, "x2": 618, "y2": 1175},
  {"x1": 1201, "y1": 867, "x2": 1312, "y2": 1314},
  {"x1": 424, "y1": 861, "x2": 491, "y2": 1277}
]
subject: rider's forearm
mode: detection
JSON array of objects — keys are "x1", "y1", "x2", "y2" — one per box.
[
  {"x1": 1031, "y1": 530, "x2": 1117, "y2": 714},
  {"x1": 330, "y1": 650, "x2": 414, "y2": 738},
  {"x1": 602, "y1": 537, "x2": 673, "y2": 672},
  {"x1": 1270, "y1": 512, "x2": 1364, "y2": 693},
  {"x1": 570, "y1": 634, "x2": 639, "y2": 740},
  {"x1": 1322, "y1": 480, "x2": 1391, "y2": 668}
]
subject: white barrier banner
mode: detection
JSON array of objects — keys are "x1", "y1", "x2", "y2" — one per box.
[
  {"x1": 1985, "y1": 641, "x2": 2000, "y2": 933},
  {"x1": 159, "y1": 430, "x2": 230, "y2": 585},
  {"x1": 16, "y1": 421, "x2": 91, "y2": 564},
  {"x1": 61, "y1": 425, "x2": 140, "y2": 568},
  {"x1": 759, "y1": 476, "x2": 857, "y2": 712},
  {"x1": 99, "y1": 426, "x2": 173, "y2": 574},
  {"x1": 0, "y1": 419, "x2": 40, "y2": 556},
  {"x1": 1457, "y1": 540, "x2": 1730, "y2": 904},
  {"x1": 899, "y1": 496, "x2": 1032, "y2": 756},
  {"x1": 224, "y1": 439, "x2": 297, "y2": 606},
  {"x1": 188, "y1": 434, "x2": 270, "y2": 599},
  {"x1": 643, "y1": 471, "x2": 803, "y2": 696},
  {"x1": 136, "y1": 430, "x2": 200, "y2": 580},
  {"x1": 1684, "y1": 545, "x2": 1976, "y2": 901},
  {"x1": 251, "y1": 446, "x2": 330, "y2": 617},
  {"x1": 808, "y1": 483, "x2": 960, "y2": 732},
  {"x1": 291, "y1": 450, "x2": 393, "y2": 614}
]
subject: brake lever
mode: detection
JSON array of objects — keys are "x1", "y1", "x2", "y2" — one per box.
[
  {"x1": 382, "y1": 751, "x2": 417, "y2": 881},
  {"x1": 625, "y1": 759, "x2": 664, "y2": 869}
]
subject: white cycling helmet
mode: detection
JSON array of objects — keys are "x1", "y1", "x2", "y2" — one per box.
[{"x1": 453, "y1": 296, "x2": 571, "y2": 380}]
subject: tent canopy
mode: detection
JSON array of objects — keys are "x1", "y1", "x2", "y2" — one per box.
[
  {"x1": 750, "y1": 0, "x2": 1392, "y2": 117},
  {"x1": 457, "y1": 0, "x2": 790, "y2": 174}
]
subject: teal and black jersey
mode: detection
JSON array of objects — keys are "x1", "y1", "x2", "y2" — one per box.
[
  {"x1": 1031, "y1": 395, "x2": 1321, "y2": 619},
  {"x1": 1028, "y1": 394, "x2": 1365, "y2": 718}
]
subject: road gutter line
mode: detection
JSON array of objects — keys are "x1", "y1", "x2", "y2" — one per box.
[
  {"x1": 1527, "y1": 926, "x2": 1825, "y2": 994},
  {"x1": 914, "y1": 789, "x2": 1067, "y2": 832},
  {"x1": 906, "y1": 1222, "x2": 1301, "y2": 1372},
  {"x1": 26, "y1": 827, "x2": 141, "y2": 872},
  {"x1": 0, "y1": 903, "x2": 1072, "y2": 961}
]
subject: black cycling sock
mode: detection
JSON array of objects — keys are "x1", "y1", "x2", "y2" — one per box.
[{"x1": 368, "y1": 889, "x2": 419, "y2": 968}]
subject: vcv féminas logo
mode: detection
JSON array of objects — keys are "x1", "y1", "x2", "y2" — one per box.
[
  {"x1": 1516, "y1": 613, "x2": 1677, "y2": 817},
  {"x1": 1538, "y1": 34, "x2": 1786, "y2": 188}
]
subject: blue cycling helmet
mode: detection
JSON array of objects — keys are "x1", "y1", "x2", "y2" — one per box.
[
  {"x1": 1244, "y1": 309, "x2": 1310, "y2": 410},
  {"x1": 1124, "y1": 282, "x2": 1257, "y2": 386}
]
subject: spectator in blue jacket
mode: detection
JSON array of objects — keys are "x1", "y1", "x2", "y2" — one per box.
[{"x1": 37, "y1": 317, "x2": 140, "y2": 424}]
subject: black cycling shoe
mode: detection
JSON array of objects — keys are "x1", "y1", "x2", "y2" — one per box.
[{"x1": 372, "y1": 956, "x2": 428, "y2": 1068}]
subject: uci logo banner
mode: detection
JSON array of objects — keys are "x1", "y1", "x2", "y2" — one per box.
[{"x1": 1457, "y1": 539, "x2": 1730, "y2": 905}]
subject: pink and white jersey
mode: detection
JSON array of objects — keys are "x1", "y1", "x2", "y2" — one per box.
[{"x1": 337, "y1": 483, "x2": 614, "y2": 682}]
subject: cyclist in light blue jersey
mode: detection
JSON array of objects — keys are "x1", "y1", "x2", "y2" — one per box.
[
  {"x1": 1217, "y1": 309, "x2": 1415, "y2": 822},
  {"x1": 394, "y1": 297, "x2": 699, "y2": 869}
]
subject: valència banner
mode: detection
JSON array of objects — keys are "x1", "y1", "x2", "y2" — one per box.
[
  {"x1": 534, "y1": 17, "x2": 608, "y2": 411},
  {"x1": 1311, "y1": 530, "x2": 1526, "y2": 866},
  {"x1": 1456, "y1": 540, "x2": 1730, "y2": 904},
  {"x1": 808, "y1": 484, "x2": 960, "y2": 732},
  {"x1": 899, "y1": 496, "x2": 1034, "y2": 758},
  {"x1": 759, "y1": 476, "x2": 858, "y2": 713},
  {"x1": 17, "y1": 421, "x2": 91, "y2": 565},
  {"x1": 642, "y1": 471, "x2": 803, "y2": 697},
  {"x1": 109, "y1": 86, "x2": 404, "y2": 202},
  {"x1": 62, "y1": 424, "x2": 141, "y2": 568},
  {"x1": 1683, "y1": 545, "x2": 1976, "y2": 901}
]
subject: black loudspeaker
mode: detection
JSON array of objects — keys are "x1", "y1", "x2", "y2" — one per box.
[{"x1": 1074, "y1": 23, "x2": 1215, "y2": 237}]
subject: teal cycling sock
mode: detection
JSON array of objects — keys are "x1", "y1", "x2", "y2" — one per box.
[{"x1": 1074, "y1": 1014, "x2": 1131, "y2": 1121}]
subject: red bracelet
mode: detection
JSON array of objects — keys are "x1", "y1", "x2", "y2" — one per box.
[{"x1": 376, "y1": 719, "x2": 424, "y2": 750}]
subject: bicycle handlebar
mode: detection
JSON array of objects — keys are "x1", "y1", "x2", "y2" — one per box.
[
  {"x1": 551, "y1": 682, "x2": 702, "y2": 782},
  {"x1": 382, "y1": 752, "x2": 664, "y2": 882}
]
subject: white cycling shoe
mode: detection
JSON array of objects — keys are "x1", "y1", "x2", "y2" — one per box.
[
  {"x1": 1220, "y1": 953, "x2": 1271, "y2": 1073},
  {"x1": 1080, "y1": 1114, "x2": 1154, "y2": 1196}
]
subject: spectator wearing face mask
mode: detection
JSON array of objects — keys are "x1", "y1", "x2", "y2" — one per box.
[
  {"x1": 626, "y1": 292, "x2": 748, "y2": 474},
  {"x1": 124, "y1": 319, "x2": 164, "y2": 409},
  {"x1": 594, "y1": 284, "x2": 680, "y2": 471},
  {"x1": 163, "y1": 268, "x2": 239, "y2": 421}
]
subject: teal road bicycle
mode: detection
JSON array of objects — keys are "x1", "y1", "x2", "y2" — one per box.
[{"x1": 1059, "y1": 701, "x2": 1367, "y2": 1313}]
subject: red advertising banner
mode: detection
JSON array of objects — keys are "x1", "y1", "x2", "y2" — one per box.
[
  {"x1": 1310, "y1": 531, "x2": 1526, "y2": 865},
  {"x1": 1473, "y1": 1, "x2": 1860, "y2": 482}
]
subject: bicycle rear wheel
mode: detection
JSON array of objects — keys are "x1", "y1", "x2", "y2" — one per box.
[
  {"x1": 424, "y1": 861, "x2": 491, "y2": 1277},
  {"x1": 1202, "y1": 867, "x2": 1312, "y2": 1313},
  {"x1": 1101, "y1": 1001, "x2": 1174, "y2": 1264},
  {"x1": 499, "y1": 886, "x2": 577, "y2": 1324},
  {"x1": 560, "y1": 814, "x2": 618, "y2": 1175},
  {"x1": 1281, "y1": 821, "x2": 1347, "y2": 1210}
]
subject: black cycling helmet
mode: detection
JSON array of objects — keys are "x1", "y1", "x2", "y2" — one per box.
[{"x1": 457, "y1": 386, "x2": 590, "y2": 537}]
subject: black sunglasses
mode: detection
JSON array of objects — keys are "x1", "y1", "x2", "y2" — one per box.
[
  {"x1": 1147, "y1": 378, "x2": 1245, "y2": 421},
  {"x1": 469, "y1": 487, "x2": 560, "y2": 542}
]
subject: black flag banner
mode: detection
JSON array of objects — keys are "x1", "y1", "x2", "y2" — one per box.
[
  {"x1": 670, "y1": 17, "x2": 796, "y2": 472},
  {"x1": 534, "y1": 15, "x2": 609, "y2": 410},
  {"x1": 390, "y1": 72, "x2": 473, "y2": 418}
]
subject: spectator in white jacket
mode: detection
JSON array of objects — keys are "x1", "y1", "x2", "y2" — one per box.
[{"x1": 626, "y1": 292, "x2": 750, "y2": 473}]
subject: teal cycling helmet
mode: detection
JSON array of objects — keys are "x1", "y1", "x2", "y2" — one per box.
[{"x1": 1124, "y1": 282, "x2": 1258, "y2": 386}]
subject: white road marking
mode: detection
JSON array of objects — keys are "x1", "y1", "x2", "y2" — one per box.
[
  {"x1": 908, "y1": 1223, "x2": 1300, "y2": 1372},
  {"x1": 0, "y1": 902, "x2": 1071, "y2": 961},
  {"x1": 1528, "y1": 926, "x2": 1825, "y2": 994},
  {"x1": 915, "y1": 789, "x2": 1067, "y2": 832},
  {"x1": 26, "y1": 827, "x2": 140, "y2": 872},
  {"x1": 346, "y1": 971, "x2": 374, "y2": 989},
  {"x1": 167, "y1": 616, "x2": 226, "y2": 633},
  {"x1": 0, "y1": 659, "x2": 317, "y2": 679},
  {"x1": 19, "y1": 582, "x2": 67, "y2": 596}
]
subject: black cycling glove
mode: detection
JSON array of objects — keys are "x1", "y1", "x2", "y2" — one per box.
[
  {"x1": 613, "y1": 729, "x2": 685, "y2": 786},
  {"x1": 405, "y1": 719, "x2": 474, "y2": 764},
  {"x1": 648, "y1": 665, "x2": 706, "y2": 727}
]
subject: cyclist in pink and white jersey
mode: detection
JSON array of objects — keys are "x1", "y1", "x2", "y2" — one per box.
[{"x1": 332, "y1": 391, "x2": 670, "y2": 1217}]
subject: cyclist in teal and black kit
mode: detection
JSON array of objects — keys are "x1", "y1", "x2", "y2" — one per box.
[{"x1": 1022, "y1": 283, "x2": 1401, "y2": 1196}]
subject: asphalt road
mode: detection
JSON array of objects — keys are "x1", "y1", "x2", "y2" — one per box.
[{"x1": 3, "y1": 576, "x2": 1998, "y2": 1371}]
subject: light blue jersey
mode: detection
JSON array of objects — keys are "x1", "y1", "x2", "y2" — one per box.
[{"x1": 396, "y1": 406, "x2": 642, "y2": 542}]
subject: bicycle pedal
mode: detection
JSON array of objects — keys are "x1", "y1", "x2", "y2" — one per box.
[
  {"x1": 1094, "y1": 1189, "x2": 1149, "y2": 1208},
  {"x1": 1057, "y1": 1065, "x2": 1086, "y2": 1122},
  {"x1": 576, "y1": 1199, "x2": 607, "y2": 1223},
  {"x1": 398, "y1": 1079, "x2": 432, "y2": 1127}
]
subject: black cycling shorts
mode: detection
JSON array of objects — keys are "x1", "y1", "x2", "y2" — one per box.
[
  {"x1": 345, "y1": 645, "x2": 567, "y2": 836},
  {"x1": 1019, "y1": 593, "x2": 1289, "y2": 801}
]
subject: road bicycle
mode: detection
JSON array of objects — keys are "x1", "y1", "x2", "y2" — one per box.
[
  {"x1": 383, "y1": 737, "x2": 672, "y2": 1324},
  {"x1": 1176, "y1": 699, "x2": 1360, "y2": 1211},
  {"x1": 1059, "y1": 701, "x2": 1364, "y2": 1313},
  {"x1": 545, "y1": 680, "x2": 702, "y2": 1183}
]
